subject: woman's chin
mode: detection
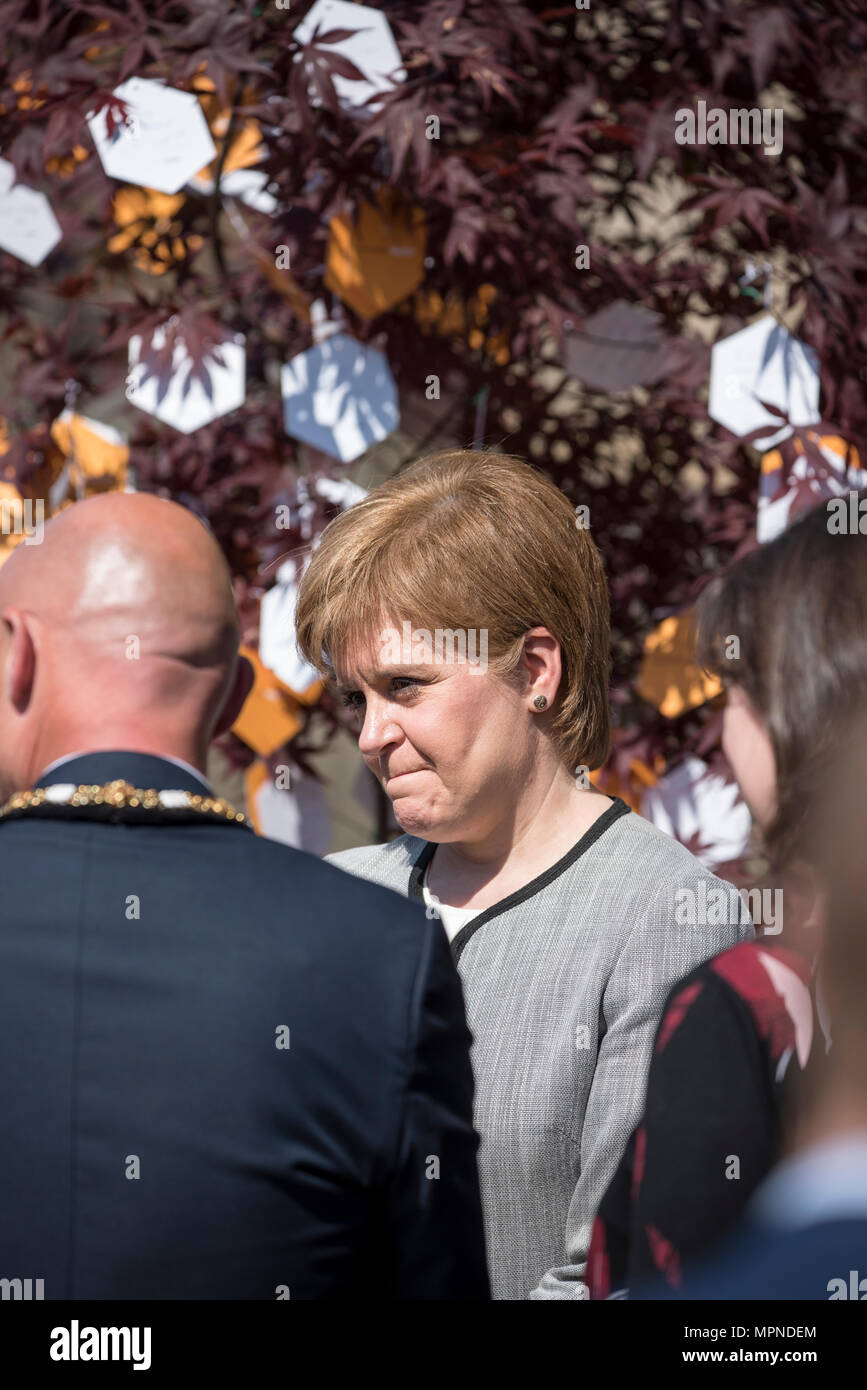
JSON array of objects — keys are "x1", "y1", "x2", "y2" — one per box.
[{"x1": 392, "y1": 797, "x2": 444, "y2": 838}]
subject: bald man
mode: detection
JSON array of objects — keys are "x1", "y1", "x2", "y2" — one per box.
[{"x1": 0, "y1": 493, "x2": 488, "y2": 1301}]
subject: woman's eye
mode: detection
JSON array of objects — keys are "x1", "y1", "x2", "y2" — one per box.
[{"x1": 341, "y1": 679, "x2": 421, "y2": 709}]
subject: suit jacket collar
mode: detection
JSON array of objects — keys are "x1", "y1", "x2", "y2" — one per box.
[{"x1": 33, "y1": 750, "x2": 213, "y2": 797}]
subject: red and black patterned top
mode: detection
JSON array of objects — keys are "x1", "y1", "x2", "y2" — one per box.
[{"x1": 587, "y1": 940, "x2": 825, "y2": 1299}]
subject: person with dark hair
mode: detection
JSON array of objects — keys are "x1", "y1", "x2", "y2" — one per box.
[
  {"x1": 637, "y1": 713, "x2": 867, "y2": 1300},
  {"x1": 587, "y1": 490, "x2": 867, "y2": 1299}
]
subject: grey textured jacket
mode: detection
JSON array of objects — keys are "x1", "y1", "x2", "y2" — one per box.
[{"x1": 327, "y1": 798, "x2": 753, "y2": 1299}]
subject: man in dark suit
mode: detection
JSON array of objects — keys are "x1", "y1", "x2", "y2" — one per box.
[{"x1": 0, "y1": 492, "x2": 489, "y2": 1300}]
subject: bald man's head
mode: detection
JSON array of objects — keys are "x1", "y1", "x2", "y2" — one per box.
[{"x1": 0, "y1": 493, "x2": 252, "y2": 795}]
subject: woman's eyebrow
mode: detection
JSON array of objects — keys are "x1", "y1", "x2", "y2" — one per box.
[{"x1": 333, "y1": 665, "x2": 435, "y2": 691}]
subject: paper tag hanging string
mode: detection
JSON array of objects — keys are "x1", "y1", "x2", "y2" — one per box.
[{"x1": 738, "y1": 260, "x2": 774, "y2": 310}]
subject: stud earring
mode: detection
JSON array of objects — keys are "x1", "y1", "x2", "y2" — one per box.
[{"x1": 533, "y1": 695, "x2": 548, "y2": 710}]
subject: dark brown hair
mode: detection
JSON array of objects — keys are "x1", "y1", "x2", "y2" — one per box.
[
  {"x1": 818, "y1": 712, "x2": 867, "y2": 1072},
  {"x1": 696, "y1": 489, "x2": 867, "y2": 867}
]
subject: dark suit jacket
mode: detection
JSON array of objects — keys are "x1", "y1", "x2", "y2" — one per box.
[{"x1": 0, "y1": 751, "x2": 489, "y2": 1300}]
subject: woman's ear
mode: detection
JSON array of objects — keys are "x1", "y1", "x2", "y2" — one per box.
[
  {"x1": 521, "y1": 627, "x2": 562, "y2": 705},
  {"x1": 213, "y1": 653, "x2": 255, "y2": 738}
]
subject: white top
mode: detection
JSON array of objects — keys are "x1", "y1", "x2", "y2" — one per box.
[{"x1": 421, "y1": 859, "x2": 483, "y2": 943}]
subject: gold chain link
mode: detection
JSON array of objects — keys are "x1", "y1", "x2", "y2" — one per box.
[{"x1": 0, "y1": 779, "x2": 249, "y2": 827}]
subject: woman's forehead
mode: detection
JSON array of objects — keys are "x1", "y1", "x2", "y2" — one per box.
[
  {"x1": 332, "y1": 616, "x2": 476, "y2": 684},
  {"x1": 331, "y1": 621, "x2": 398, "y2": 681}
]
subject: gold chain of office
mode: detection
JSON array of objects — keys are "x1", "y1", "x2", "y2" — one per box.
[{"x1": 0, "y1": 779, "x2": 250, "y2": 828}]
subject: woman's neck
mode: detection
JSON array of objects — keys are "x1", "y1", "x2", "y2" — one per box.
[{"x1": 425, "y1": 771, "x2": 613, "y2": 910}]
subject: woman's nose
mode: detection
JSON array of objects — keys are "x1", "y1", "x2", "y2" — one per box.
[{"x1": 357, "y1": 698, "x2": 402, "y2": 756}]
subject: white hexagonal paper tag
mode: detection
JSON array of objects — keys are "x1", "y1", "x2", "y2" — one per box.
[
  {"x1": 708, "y1": 315, "x2": 820, "y2": 452},
  {"x1": 281, "y1": 332, "x2": 398, "y2": 463},
  {"x1": 292, "y1": 0, "x2": 405, "y2": 116},
  {"x1": 126, "y1": 323, "x2": 246, "y2": 434},
  {"x1": 642, "y1": 755, "x2": 752, "y2": 868},
  {"x1": 87, "y1": 78, "x2": 217, "y2": 195},
  {"x1": 0, "y1": 158, "x2": 61, "y2": 266}
]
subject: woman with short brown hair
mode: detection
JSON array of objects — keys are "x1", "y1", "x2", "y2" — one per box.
[{"x1": 297, "y1": 449, "x2": 751, "y2": 1299}]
